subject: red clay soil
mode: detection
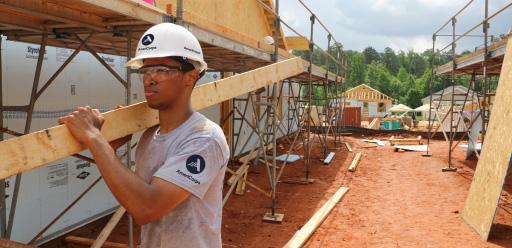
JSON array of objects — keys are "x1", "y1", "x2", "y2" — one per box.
[{"x1": 42, "y1": 134, "x2": 512, "y2": 248}]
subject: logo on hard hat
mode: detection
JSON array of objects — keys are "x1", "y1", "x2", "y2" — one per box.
[{"x1": 141, "y1": 34, "x2": 155, "y2": 46}]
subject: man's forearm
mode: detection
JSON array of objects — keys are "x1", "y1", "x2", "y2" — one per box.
[{"x1": 86, "y1": 134, "x2": 154, "y2": 219}]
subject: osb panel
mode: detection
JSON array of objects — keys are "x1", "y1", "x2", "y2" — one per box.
[
  {"x1": 156, "y1": 0, "x2": 272, "y2": 43},
  {"x1": 462, "y1": 38, "x2": 512, "y2": 240}
]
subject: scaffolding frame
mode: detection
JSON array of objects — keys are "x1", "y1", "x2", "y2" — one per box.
[
  {"x1": 222, "y1": 0, "x2": 347, "y2": 222},
  {"x1": 0, "y1": 0, "x2": 346, "y2": 245},
  {"x1": 425, "y1": 0, "x2": 512, "y2": 169}
]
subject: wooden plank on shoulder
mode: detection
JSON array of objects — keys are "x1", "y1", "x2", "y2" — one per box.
[{"x1": 0, "y1": 57, "x2": 304, "y2": 180}]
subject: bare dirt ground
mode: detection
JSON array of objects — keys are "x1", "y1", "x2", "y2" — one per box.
[{"x1": 43, "y1": 134, "x2": 512, "y2": 248}]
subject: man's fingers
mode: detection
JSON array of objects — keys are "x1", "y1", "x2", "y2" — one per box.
[{"x1": 58, "y1": 116, "x2": 66, "y2": 125}]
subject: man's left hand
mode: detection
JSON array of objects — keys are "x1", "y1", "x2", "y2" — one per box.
[{"x1": 59, "y1": 106, "x2": 105, "y2": 146}]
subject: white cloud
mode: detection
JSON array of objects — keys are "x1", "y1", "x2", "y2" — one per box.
[{"x1": 278, "y1": 0, "x2": 512, "y2": 53}]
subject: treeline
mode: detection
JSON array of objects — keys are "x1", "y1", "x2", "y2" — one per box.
[{"x1": 293, "y1": 44, "x2": 492, "y2": 108}]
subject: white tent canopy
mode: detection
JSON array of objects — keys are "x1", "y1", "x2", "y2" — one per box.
[
  {"x1": 413, "y1": 104, "x2": 431, "y2": 112},
  {"x1": 388, "y1": 104, "x2": 412, "y2": 112}
]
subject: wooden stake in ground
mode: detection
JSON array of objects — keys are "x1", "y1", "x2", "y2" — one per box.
[
  {"x1": 283, "y1": 186, "x2": 350, "y2": 248},
  {"x1": 0, "y1": 57, "x2": 304, "y2": 180},
  {"x1": 348, "y1": 152, "x2": 362, "y2": 172}
]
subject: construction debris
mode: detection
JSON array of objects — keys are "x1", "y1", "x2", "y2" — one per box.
[
  {"x1": 393, "y1": 145, "x2": 428, "y2": 152},
  {"x1": 348, "y1": 152, "x2": 363, "y2": 172},
  {"x1": 283, "y1": 186, "x2": 350, "y2": 248},
  {"x1": 323, "y1": 152, "x2": 336, "y2": 165},
  {"x1": 276, "y1": 154, "x2": 301, "y2": 162},
  {"x1": 389, "y1": 136, "x2": 423, "y2": 145},
  {"x1": 345, "y1": 142, "x2": 353, "y2": 152},
  {"x1": 363, "y1": 139, "x2": 386, "y2": 146}
]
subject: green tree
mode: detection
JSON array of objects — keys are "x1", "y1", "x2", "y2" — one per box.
[
  {"x1": 362, "y1": 46, "x2": 380, "y2": 64},
  {"x1": 347, "y1": 53, "x2": 366, "y2": 87},
  {"x1": 381, "y1": 47, "x2": 399, "y2": 75}
]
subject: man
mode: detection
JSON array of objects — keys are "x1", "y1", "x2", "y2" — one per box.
[{"x1": 59, "y1": 23, "x2": 229, "y2": 248}]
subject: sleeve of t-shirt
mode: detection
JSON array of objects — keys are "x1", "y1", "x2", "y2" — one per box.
[{"x1": 152, "y1": 136, "x2": 226, "y2": 199}]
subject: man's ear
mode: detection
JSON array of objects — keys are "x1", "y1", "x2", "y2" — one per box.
[{"x1": 183, "y1": 70, "x2": 199, "y2": 87}]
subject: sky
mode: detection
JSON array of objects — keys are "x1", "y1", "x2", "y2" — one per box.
[{"x1": 279, "y1": 0, "x2": 512, "y2": 53}]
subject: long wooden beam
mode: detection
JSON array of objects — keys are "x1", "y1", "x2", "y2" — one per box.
[
  {"x1": 283, "y1": 186, "x2": 350, "y2": 248},
  {"x1": 0, "y1": 57, "x2": 304, "y2": 180}
]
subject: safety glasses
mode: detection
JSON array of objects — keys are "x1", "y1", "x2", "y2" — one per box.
[{"x1": 136, "y1": 64, "x2": 183, "y2": 82}]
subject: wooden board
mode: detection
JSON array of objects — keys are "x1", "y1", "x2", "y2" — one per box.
[
  {"x1": 345, "y1": 142, "x2": 352, "y2": 152},
  {"x1": 283, "y1": 186, "x2": 349, "y2": 248},
  {"x1": 348, "y1": 152, "x2": 362, "y2": 172},
  {"x1": 91, "y1": 207, "x2": 126, "y2": 248},
  {"x1": 157, "y1": 0, "x2": 273, "y2": 46},
  {"x1": 389, "y1": 136, "x2": 423, "y2": 145},
  {"x1": 285, "y1": 36, "x2": 309, "y2": 51},
  {"x1": 0, "y1": 57, "x2": 304, "y2": 180},
  {"x1": 462, "y1": 38, "x2": 512, "y2": 240}
]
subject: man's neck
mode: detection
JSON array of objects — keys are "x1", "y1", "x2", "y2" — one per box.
[{"x1": 158, "y1": 103, "x2": 194, "y2": 135}]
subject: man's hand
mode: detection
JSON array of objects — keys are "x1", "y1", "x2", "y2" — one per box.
[{"x1": 59, "y1": 106, "x2": 105, "y2": 146}]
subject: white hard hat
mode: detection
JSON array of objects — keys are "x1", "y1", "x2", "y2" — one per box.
[{"x1": 127, "y1": 23, "x2": 207, "y2": 72}]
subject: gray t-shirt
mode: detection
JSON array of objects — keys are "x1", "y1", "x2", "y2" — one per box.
[{"x1": 134, "y1": 112, "x2": 229, "y2": 248}]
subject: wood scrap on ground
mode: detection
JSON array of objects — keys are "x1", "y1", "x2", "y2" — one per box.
[
  {"x1": 348, "y1": 152, "x2": 363, "y2": 172},
  {"x1": 345, "y1": 142, "x2": 353, "y2": 152},
  {"x1": 389, "y1": 136, "x2": 423, "y2": 145},
  {"x1": 283, "y1": 186, "x2": 350, "y2": 248}
]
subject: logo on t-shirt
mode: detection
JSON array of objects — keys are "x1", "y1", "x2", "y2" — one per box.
[{"x1": 186, "y1": 155, "x2": 205, "y2": 174}]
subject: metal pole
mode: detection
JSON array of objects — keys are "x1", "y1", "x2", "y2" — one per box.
[
  {"x1": 35, "y1": 33, "x2": 94, "y2": 100},
  {"x1": 126, "y1": 31, "x2": 134, "y2": 248},
  {"x1": 7, "y1": 33, "x2": 48, "y2": 238},
  {"x1": 481, "y1": 0, "x2": 489, "y2": 143},
  {"x1": 442, "y1": 18, "x2": 457, "y2": 172},
  {"x1": 176, "y1": 0, "x2": 184, "y2": 25},
  {"x1": 28, "y1": 176, "x2": 102, "y2": 244},
  {"x1": 306, "y1": 14, "x2": 315, "y2": 180},
  {"x1": 0, "y1": 35, "x2": 6, "y2": 237},
  {"x1": 322, "y1": 34, "x2": 331, "y2": 157},
  {"x1": 270, "y1": 0, "x2": 280, "y2": 217},
  {"x1": 423, "y1": 34, "x2": 435, "y2": 157}
]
